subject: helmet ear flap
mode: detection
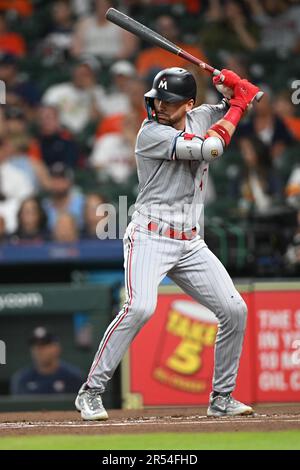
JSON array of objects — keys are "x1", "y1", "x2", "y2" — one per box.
[{"x1": 145, "y1": 97, "x2": 158, "y2": 121}]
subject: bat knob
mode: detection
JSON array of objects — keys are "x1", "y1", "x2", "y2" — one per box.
[{"x1": 255, "y1": 91, "x2": 264, "y2": 102}]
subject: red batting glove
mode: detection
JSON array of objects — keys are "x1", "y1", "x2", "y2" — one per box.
[
  {"x1": 213, "y1": 69, "x2": 241, "y2": 89},
  {"x1": 230, "y1": 79, "x2": 260, "y2": 112}
]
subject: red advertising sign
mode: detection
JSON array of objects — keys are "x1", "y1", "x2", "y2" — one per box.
[
  {"x1": 126, "y1": 289, "x2": 253, "y2": 406},
  {"x1": 123, "y1": 284, "x2": 300, "y2": 407},
  {"x1": 254, "y1": 290, "x2": 300, "y2": 402}
]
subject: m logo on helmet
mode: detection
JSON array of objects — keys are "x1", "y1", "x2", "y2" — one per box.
[{"x1": 158, "y1": 79, "x2": 167, "y2": 90}]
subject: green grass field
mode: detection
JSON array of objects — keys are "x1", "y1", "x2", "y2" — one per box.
[{"x1": 0, "y1": 431, "x2": 299, "y2": 450}]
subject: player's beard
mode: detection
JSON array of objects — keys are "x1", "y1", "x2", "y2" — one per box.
[
  {"x1": 157, "y1": 112, "x2": 186, "y2": 128},
  {"x1": 157, "y1": 113, "x2": 172, "y2": 126},
  {"x1": 156, "y1": 106, "x2": 187, "y2": 129}
]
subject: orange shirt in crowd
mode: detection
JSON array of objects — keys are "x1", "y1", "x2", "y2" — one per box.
[
  {"x1": 28, "y1": 139, "x2": 42, "y2": 162},
  {"x1": 284, "y1": 116, "x2": 300, "y2": 141},
  {"x1": 0, "y1": 0, "x2": 33, "y2": 17},
  {"x1": 96, "y1": 113, "x2": 124, "y2": 138},
  {"x1": 96, "y1": 109, "x2": 147, "y2": 138},
  {"x1": 0, "y1": 33, "x2": 26, "y2": 57},
  {"x1": 136, "y1": 44, "x2": 208, "y2": 77}
]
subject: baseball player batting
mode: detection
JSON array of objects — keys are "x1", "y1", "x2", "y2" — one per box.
[{"x1": 76, "y1": 67, "x2": 259, "y2": 420}]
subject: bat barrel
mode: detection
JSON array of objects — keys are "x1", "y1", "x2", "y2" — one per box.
[{"x1": 106, "y1": 8, "x2": 179, "y2": 55}]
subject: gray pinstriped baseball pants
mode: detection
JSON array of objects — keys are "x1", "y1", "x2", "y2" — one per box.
[{"x1": 86, "y1": 220, "x2": 248, "y2": 394}]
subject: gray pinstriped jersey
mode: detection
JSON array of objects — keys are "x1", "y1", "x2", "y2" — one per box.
[{"x1": 133, "y1": 101, "x2": 228, "y2": 232}]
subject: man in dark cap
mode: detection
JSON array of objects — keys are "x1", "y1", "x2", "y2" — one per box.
[
  {"x1": 37, "y1": 105, "x2": 79, "y2": 169},
  {"x1": 0, "y1": 52, "x2": 41, "y2": 107},
  {"x1": 11, "y1": 326, "x2": 83, "y2": 395},
  {"x1": 43, "y1": 162, "x2": 85, "y2": 232}
]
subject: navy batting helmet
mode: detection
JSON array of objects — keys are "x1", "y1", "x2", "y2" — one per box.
[{"x1": 144, "y1": 67, "x2": 197, "y2": 120}]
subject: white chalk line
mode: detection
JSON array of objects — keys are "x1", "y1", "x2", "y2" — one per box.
[{"x1": 1, "y1": 417, "x2": 300, "y2": 430}]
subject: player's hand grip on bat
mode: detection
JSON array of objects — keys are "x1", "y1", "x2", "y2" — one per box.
[
  {"x1": 208, "y1": 79, "x2": 261, "y2": 148},
  {"x1": 213, "y1": 69, "x2": 241, "y2": 99},
  {"x1": 230, "y1": 79, "x2": 260, "y2": 111},
  {"x1": 213, "y1": 69, "x2": 263, "y2": 104},
  {"x1": 214, "y1": 69, "x2": 241, "y2": 88}
]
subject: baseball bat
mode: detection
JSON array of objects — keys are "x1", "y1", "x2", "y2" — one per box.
[{"x1": 106, "y1": 8, "x2": 264, "y2": 102}]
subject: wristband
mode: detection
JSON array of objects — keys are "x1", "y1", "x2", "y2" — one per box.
[
  {"x1": 209, "y1": 124, "x2": 231, "y2": 147},
  {"x1": 223, "y1": 105, "x2": 244, "y2": 127}
]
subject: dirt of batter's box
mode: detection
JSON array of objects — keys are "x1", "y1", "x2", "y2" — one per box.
[{"x1": 0, "y1": 404, "x2": 299, "y2": 437}]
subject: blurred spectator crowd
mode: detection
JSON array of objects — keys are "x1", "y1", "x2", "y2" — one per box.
[{"x1": 0, "y1": 0, "x2": 300, "y2": 274}]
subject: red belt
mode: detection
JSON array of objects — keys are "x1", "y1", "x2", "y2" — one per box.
[{"x1": 147, "y1": 222, "x2": 197, "y2": 240}]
